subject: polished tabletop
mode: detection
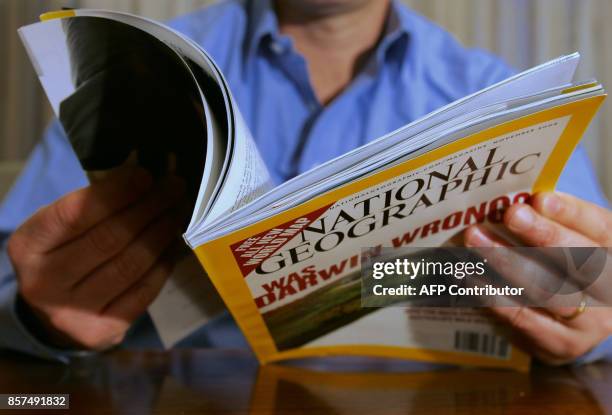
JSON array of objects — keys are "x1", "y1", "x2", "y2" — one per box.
[{"x1": 0, "y1": 348, "x2": 611, "y2": 414}]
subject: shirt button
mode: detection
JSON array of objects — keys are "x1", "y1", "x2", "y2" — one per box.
[{"x1": 270, "y1": 41, "x2": 284, "y2": 54}]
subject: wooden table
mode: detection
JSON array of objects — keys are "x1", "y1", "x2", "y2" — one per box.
[{"x1": 0, "y1": 349, "x2": 610, "y2": 414}]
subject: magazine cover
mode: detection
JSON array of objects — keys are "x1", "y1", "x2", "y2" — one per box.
[{"x1": 197, "y1": 96, "x2": 604, "y2": 371}]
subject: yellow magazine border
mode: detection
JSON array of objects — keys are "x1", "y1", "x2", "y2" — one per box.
[
  {"x1": 40, "y1": 10, "x2": 76, "y2": 21},
  {"x1": 200, "y1": 97, "x2": 604, "y2": 370}
]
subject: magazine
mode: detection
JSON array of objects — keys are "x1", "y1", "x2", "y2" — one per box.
[{"x1": 18, "y1": 9, "x2": 607, "y2": 371}]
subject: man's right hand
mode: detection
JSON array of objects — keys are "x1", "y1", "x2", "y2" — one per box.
[{"x1": 6, "y1": 167, "x2": 186, "y2": 351}]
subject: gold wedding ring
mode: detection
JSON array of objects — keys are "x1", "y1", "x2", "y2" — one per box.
[{"x1": 560, "y1": 297, "x2": 588, "y2": 321}]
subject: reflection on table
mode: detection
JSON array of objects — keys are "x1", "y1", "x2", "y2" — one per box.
[{"x1": 0, "y1": 349, "x2": 610, "y2": 414}]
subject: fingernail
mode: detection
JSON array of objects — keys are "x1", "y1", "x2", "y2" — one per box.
[
  {"x1": 508, "y1": 205, "x2": 534, "y2": 232},
  {"x1": 541, "y1": 193, "x2": 562, "y2": 216},
  {"x1": 465, "y1": 226, "x2": 492, "y2": 247}
]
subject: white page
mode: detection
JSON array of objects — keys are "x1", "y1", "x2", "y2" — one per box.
[
  {"x1": 18, "y1": 15, "x2": 224, "y2": 222},
  {"x1": 193, "y1": 54, "x2": 581, "y2": 241},
  {"x1": 194, "y1": 85, "x2": 603, "y2": 244},
  {"x1": 80, "y1": 9, "x2": 275, "y2": 232},
  {"x1": 197, "y1": 96, "x2": 274, "y2": 226},
  {"x1": 63, "y1": 10, "x2": 233, "y2": 226},
  {"x1": 148, "y1": 253, "x2": 225, "y2": 348}
]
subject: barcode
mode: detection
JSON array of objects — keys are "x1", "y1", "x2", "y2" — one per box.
[{"x1": 454, "y1": 331, "x2": 510, "y2": 359}]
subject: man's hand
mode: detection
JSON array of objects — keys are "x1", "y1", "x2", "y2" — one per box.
[
  {"x1": 465, "y1": 192, "x2": 612, "y2": 365},
  {"x1": 7, "y1": 167, "x2": 186, "y2": 351}
]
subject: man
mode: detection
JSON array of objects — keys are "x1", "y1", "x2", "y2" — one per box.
[{"x1": 1, "y1": 0, "x2": 611, "y2": 364}]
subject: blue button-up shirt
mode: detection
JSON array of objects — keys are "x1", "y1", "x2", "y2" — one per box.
[{"x1": 0, "y1": 0, "x2": 609, "y2": 363}]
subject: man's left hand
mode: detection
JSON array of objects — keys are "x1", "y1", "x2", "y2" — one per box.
[{"x1": 465, "y1": 192, "x2": 612, "y2": 365}]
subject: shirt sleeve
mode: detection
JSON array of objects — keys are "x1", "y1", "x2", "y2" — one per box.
[
  {"x1": 557, "y1": 145, "x2": 609, "y2": 208},
  {"x1": 0, "y1": 120, "x2": 89, "y2": 362},
  {"x1": 0, "y1": 120, "x2": 87, "y2": 232}
]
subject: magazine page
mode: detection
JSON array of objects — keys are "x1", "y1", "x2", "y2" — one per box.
[
  {"x1": 197, "y1": 108, "x2": 273, "y2": 228},
  {"x1": 18, "y1": 16, "x2": 212, "y2": 198},
  {"x1": 147, "y1": 253, "x2": 225, "y2": 348},
  {"x1": 195, "y1": 95, "x2": 605, "y2": 369},
  {"x1": 190, "y1": 54, "x2": 582, "y2": 242},
  {"x1": 57, "y1": 9, "x2": 274, "y2": 227},
  {"x1": 194, "y1": 83, "x2": 602, "y2": 245}
]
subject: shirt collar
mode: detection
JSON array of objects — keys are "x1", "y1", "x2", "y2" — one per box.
[
  {"x1": 245, "y1": 0, "x2": 279, "y2": 59},
  {"x1": 245, "y1": 0, "x2": 411, "y2": 65}
]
